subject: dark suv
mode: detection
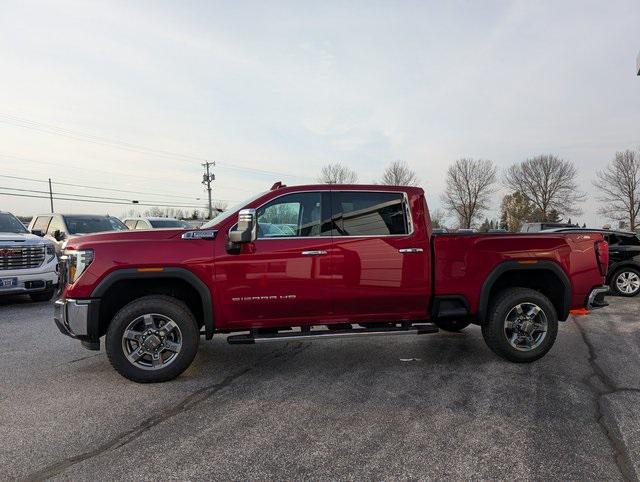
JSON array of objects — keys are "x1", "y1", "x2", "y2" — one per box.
[{"x1": 544, "y1": 228, "x2": 640, "y2": 297}]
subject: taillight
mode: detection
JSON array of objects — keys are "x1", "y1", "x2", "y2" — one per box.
[{"x1": 595, "y1": 240, "x2": 609, "y2": 277}]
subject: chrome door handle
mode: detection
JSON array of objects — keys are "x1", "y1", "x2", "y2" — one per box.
[
  {"x1": 399, "y1": 248, "x2": 424, "y2": 254},
  {"x1": 301, "y1": 250, "x2": 328, "y2": 256}
]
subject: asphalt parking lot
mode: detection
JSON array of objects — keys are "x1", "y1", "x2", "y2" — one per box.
[{"x1": 1, "y1": 296, "x2": 639, "y2": 481}]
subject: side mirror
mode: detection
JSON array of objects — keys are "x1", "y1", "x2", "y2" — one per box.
[
  {"x1": 31, "y1": 229, "x2": 44, "y2": 237},
  {"x1": 53, "y1": 229, "x2": 66, "y2": 242},
  {"x1": 229, "y1": 209, "x2": 257, "y2": 244}
]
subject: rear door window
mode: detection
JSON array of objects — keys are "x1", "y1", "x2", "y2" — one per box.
[
  {"x1": 620, "y1": 234, "x2": 640, "y2": 246},
  {"x1": 333, "y1": 191, "x2": 409, "y2": 236},
  {"x1": 124, "y1": 220, "x2": 137, "y2": 229}
]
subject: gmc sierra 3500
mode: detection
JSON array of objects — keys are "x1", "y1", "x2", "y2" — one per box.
[{"x1": 54, "y1": 183, "x2": 610, "y2": 383}]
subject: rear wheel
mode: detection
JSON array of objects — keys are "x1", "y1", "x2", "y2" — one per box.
[
  {"x1": 610, "y1": 268, "x2": 640, "y2": 297},
  {"x1": 481, "y1": 288, "x2": 558, "y2": 363},
  {"x1": 434, "y1": 319, "x2": 470, "y2": 332},
  {"x1": 106, "y1": 295, "x2": 199, "y2": 383}
]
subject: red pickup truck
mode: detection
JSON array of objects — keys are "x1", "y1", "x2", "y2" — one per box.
[{"x1": 54, "y1": 183, "x2": 610, "y2": 383}]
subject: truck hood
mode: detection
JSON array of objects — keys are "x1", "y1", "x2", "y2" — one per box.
[
  {"x1": 66, "y1": 229, "x2": 188, "y2": 248},
  {"x1": 0, "y1": 232, "x2": 52, "y2": 245}
]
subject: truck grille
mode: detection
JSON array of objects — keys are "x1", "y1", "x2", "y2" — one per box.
[{"x1": 0, "y1": 245, "x2": 46, "y2": 270}]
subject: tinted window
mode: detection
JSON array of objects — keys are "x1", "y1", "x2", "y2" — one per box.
[
  {"x1": 65, "y1": 216, "x2": 128, "y2": 234},
  {"x1": 257, "y1": 192, "x2": 322, "y2": 238},
  {"x1": 334, "y1": 192, "x2": 408, "y2": 236},
  {"x1": 149, "y1": 219, "x2": 188, "y2": 228},
  {"x1": 0, "y1": 213, "x2": 28, "y2": 233},
  {"x1": 620, "y1": 234, "x2": 640, "y2": 246},
  {"x1": 33, "y1": 216, "x2": 52, "y2": 233}
]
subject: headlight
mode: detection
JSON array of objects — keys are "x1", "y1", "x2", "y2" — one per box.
[
  {"x1": 63, "y1": 249, "x2": 94, "y2": 283},
  {"x1": 45, "y1": 244, "x2": 56, "y2": 262}
]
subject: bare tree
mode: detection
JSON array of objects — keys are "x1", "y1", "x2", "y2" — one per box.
[
  {"x1": 441, "y1": 158, "x2": 498, "y2": 229},
  {"x1": 317, "y1": 163, "x2": 358, "y2": 184},
  {"x1": 593, "y1": 149, "x2": 640, "y2": 231},
  {"x1": 379, "y1": 160, "x2": 419, "y2": 186},
  {"x1": 504, "y1": 154, "x2": 585, "y2": 220},
  {"x1": 430, "y1": 208, "x2": 447, "y2": 229}
]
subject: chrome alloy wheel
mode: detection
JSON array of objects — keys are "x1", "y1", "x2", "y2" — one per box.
[
  {"x1": 121, "y1": 314, "x2": 183, "y2": 370},
  {"x1": 503, "y1": 303, "x2": 548, "y2": 352},
  {"x1": 616, "y1": 271, "x2": 640, "y2": 295}
]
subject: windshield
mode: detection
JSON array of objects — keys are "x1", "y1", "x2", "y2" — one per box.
[
  {"x1": 65, "y1": 216, "x2": 128, "y2": 234},
  {"x1": 201, "y1": 191, "x2": 268, "y2": 229},
  {"x1": 149, "y1": 219, "x2": 189, "y2": 228},
  {"x1": 0, "y1": 213, "x2": 28, "y2": 233}
]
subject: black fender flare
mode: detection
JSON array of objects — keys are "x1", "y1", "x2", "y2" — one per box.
[
  {"x1": 92, "y1": 267, "x2": 214, "y2": 339},
  {"x1": 478, "y1": 260, "x2": 572, "y2": 323}
]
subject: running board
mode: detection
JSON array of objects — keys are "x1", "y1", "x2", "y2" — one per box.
[{"x1": 227, "y1": 324, "x2": 439, "y2": 344}]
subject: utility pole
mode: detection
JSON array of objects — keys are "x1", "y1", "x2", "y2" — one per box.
[
  {"x1": 202, "y1": 162, "x2": 215, "y2": 219},
  {"x1": 48, "y1": 178, "x2": 54, "y2": 212}
]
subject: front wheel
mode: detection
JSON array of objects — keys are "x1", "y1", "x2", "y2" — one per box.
[
  {"x1": 106, "y1": 295, "x2": 199, "y2": 383},
  {"x1": 481, "y1": 288, "x2": 558, "y2": 363}
]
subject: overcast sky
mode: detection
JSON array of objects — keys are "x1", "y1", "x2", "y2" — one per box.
[{"x1": 0, "y1": 0, "x2": 638, "y2": 226}]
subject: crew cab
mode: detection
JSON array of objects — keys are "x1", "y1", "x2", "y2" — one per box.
[{"x1": 54, "y1": 183, "x2": 610, "y2": 383}]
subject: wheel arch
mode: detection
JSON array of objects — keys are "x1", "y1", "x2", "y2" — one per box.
[
  {"x1": 607, "y1": 261, "x2": 640, "y2": 282},
  {"x1": 478, "y1": 260, "x2": 571, "y2": 323},
  {"x1": 92, "y1": 268, "x2": 214, "y2": 339}
]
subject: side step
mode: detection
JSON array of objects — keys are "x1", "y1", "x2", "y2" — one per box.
[{"x1": 227, "y1": 324, "x2": 439, "y2": 345}]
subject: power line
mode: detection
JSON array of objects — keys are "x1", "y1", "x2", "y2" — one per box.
[
  {"x1": 0, "y1": 190, "x2": 208, "y2": 209},
  {"x1": 0, "y1": 185, "x2": 204, "y2": 206},
  {"x1": 0, "y1": 152, "x2": 260, "y2": 196},
  {"x1": 0, "y1": 186, "x2": 202, "y2": 208},
  {"x1": 0, "y1": 173, "x2": 239, "y2": 203},
  {"x1": 0, "y1": 113, "x2": 316, "y2": 180}
]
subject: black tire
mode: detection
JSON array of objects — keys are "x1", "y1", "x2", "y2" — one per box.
[
  {"x1": 434, "y1": 319, "x2": 470, "y2": 332},
  {"x1": 610, "y1": 267, "x2": 640, "y2": 297},
  {"x1": 106, "y1": 295, "x2": 199, "y2": 383},
  {"x1": 29, "y1": 289, "x2": 54, "y2": 302},
  {"x1": 481, "y1": 287, "x2": 558, "y2": 363}
]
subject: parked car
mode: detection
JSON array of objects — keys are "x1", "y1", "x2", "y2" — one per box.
[
  {"x1": 54, "y1": 183, "x2": 609, "y2": 383},
  {"x1": 122, "y1": 217, "x2": 190, "y2": 230},
  {"x1": 28, "y1": 214, "x2": 128, "y2": 251},
  {"x1": 0, "y1": 211, "x2": 58, "y2": 301},
  {"x1": 543, "y1": 227, "x2": 640, "y2": 297},
  {"x1": 520, "y1": 222, "x2": 578, "y2": 232}
]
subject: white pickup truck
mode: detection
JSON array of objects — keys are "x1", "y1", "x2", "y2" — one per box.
[{"x1": 0, "y1": 211, "x2": 58, "y2": 301}]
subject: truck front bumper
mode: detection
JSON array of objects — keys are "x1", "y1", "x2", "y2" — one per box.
[
  {"x1": 54, "y1": 298, "x2": 101, "y2": 350},
  {"x1": 587, "y1": 285, "x2": 610, "y2": 310},
  {"x1": 0, "y1": 270, "x2": 57, "y2": 295}
]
